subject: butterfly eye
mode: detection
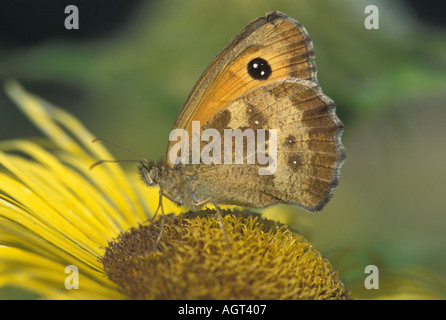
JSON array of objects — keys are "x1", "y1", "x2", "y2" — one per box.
[{"x1": 247, "y1": 57, "x2": 272, "y2": 80}]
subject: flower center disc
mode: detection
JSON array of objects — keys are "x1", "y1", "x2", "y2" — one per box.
[{"x1": 101, "y1": 210, "x2": 352, "y2": 300}]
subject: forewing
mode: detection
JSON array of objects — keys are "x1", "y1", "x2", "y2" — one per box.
[{"x1": 166, "y1": 11, "x2": 317, "y2": 164}]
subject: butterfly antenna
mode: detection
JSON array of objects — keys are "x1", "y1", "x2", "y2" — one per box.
[
  {"x1": 90, "y1": 138, "x2": 149, "y2": 169},
  {"x1": 89, "y1": 159, "x2": 142, "y2": 170}
]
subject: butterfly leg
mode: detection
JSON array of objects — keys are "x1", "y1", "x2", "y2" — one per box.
[
  {"x1": 212, "y1": 201, "x2": 231, "y2": 249},
  {"x1": 153, "y1": 191, "x2": 166, "y2": 247},
  {"x1": 143, "y1": 191, "x2": 162, "y2": 224},
  {"x1": 149, "y1": 198, "x2": 161, "y2": 222},
  {"x1": 192, "y1": 197, "x2": 230, "y2": 247}
]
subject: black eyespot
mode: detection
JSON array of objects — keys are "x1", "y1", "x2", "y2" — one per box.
[{"x1": 247, "y1": 57, "x2": 272, "y2": 80}]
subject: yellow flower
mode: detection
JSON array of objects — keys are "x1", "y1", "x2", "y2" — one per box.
[{"x1": 0, "y1": 81, "x2": 351, "y2": 299}]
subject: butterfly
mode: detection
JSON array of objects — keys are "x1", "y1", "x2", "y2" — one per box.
[{"x1": 95, "y1": 11, "x2": 345, "y2": 243}]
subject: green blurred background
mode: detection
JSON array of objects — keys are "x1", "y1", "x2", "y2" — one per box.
[{"x1": 1, "y1": 0, "x2": 445, "y2": 298}]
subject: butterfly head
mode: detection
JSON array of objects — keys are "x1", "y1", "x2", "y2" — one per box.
[{"x1": 138, "y1": 161, "x2": 161, "y2": 187}]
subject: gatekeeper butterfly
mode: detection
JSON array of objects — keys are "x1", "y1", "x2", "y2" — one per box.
[{"x1": 94, "y1": 11, "x2": 345, "y2": 242}]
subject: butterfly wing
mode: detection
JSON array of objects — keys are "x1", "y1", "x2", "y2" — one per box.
[
  {"x1": 166, "y1": 11, "x2": 317, "y2": 164},
  {"x1": 165, "y1": 11, "x2": 345, "y2": 211},
  {"x1": 193, "y1": 79, "x2": 345, "y2": 211}
]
